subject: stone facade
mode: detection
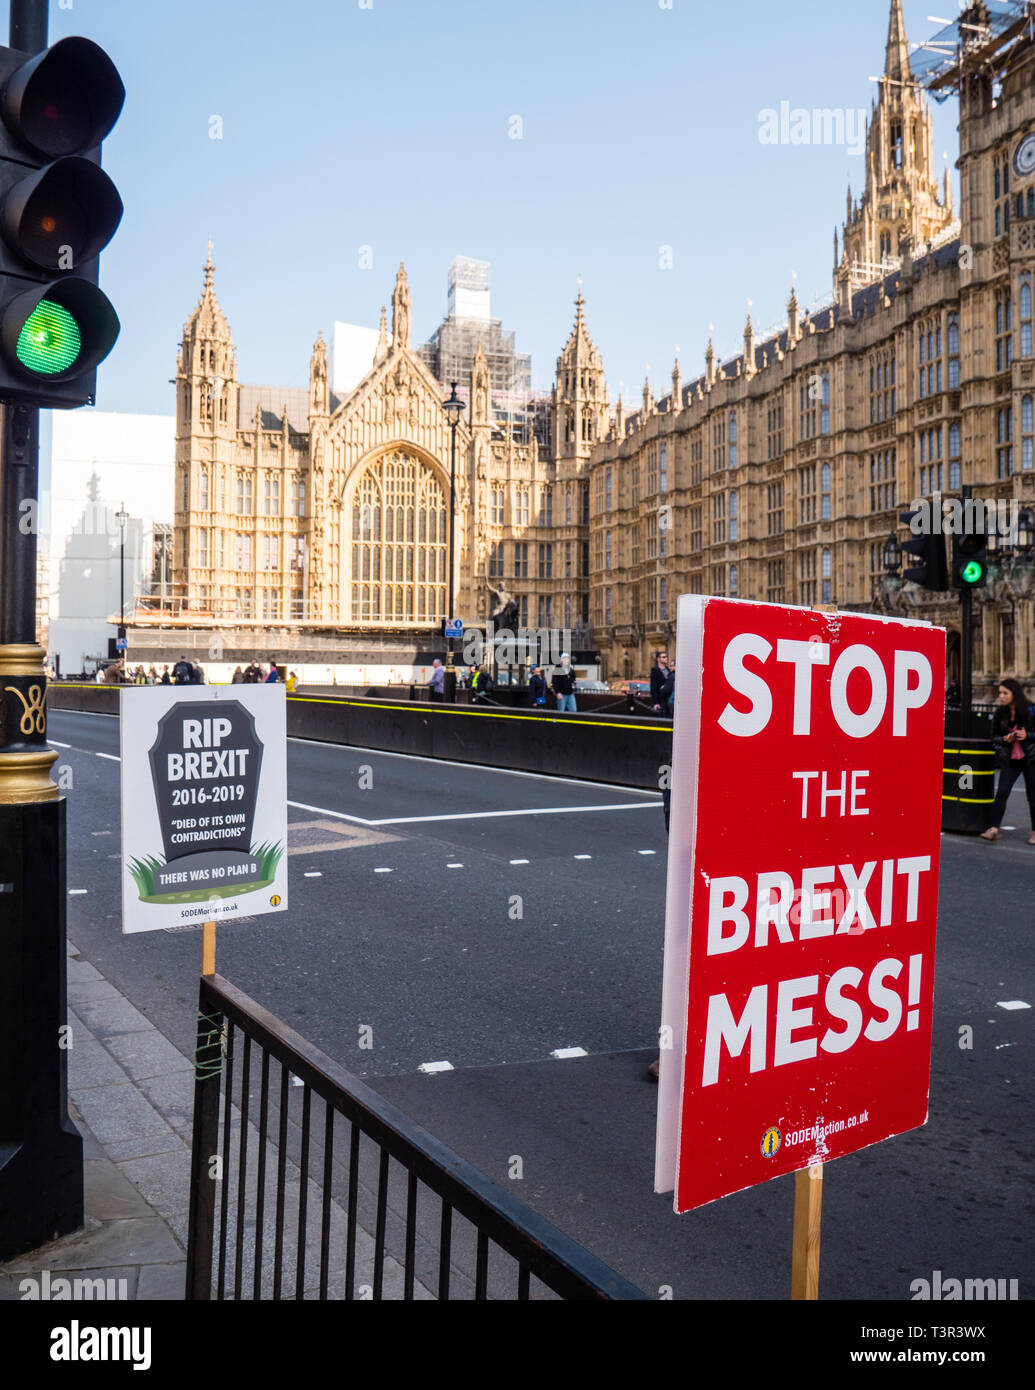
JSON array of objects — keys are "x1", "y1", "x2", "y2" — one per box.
[
  {"x1": 589, "y1": 0, "x2": 1034, "y2": 692},
  {"x1": 171, "y1": 257, "x2": 602, "y2": 652}
]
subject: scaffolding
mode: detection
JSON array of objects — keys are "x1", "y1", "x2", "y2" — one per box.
[{"x1": 910, "y1": 2, "x2": 1035, "y2": 98}]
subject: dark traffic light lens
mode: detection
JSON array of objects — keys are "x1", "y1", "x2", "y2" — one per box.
[
  {"x1": 21, "y1": 73, "x2": 92, "y2": 157},
  {"x1": 15, "y1": 299, "x2": 81, "y2": 374},
  {"x1": 22, "y1": 195, "x2": 88, "y2": 265}
]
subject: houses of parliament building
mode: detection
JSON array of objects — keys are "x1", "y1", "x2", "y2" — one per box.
[{"x1": 171, "y1": 1, "x2": 1035, "y2": 689}]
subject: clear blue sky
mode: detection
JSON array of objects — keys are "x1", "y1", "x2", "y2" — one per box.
[{"x1": 51, "y1": 0, "x2": 961, "y2": 415}]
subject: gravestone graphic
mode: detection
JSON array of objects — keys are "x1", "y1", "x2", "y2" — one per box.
[{"x1": 142, "y1": 700, "x2": 266, "y2": 898}]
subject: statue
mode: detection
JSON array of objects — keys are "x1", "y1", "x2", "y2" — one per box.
[{"x1": 486, "y1": 580, "x2": 519, "y2": 630}]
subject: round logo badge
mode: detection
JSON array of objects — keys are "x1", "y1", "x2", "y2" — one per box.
[
  {"x1": 269, "y1": 893, "x2": 281, "y2": 906},
  {"x1": 761, "y1": 1126, "x2": 782, "y2": 1157}
]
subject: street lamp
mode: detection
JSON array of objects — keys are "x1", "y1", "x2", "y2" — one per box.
[
  {"x1": 441, "y1": 381, "x2": 465, "y2": 701},
  {"x1": 116, "y1": 502, "x2": 128, "y2": 653}
]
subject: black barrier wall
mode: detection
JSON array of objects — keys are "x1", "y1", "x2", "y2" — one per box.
[
  {"x1": 46, "y1": 686, "x2": 1000, "y2": 827},
  {"x1": 46, "y1": 685, "x2": 671, "y2": 790}
]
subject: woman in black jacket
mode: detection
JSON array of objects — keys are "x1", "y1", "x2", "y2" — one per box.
[{"x1": 980, "y1": 678, "x2": 1035, "y2": 843}]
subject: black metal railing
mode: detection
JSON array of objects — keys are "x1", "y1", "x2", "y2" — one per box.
[{"x1": 185, "y1": 974, "x2": 648, "y2": 1301}]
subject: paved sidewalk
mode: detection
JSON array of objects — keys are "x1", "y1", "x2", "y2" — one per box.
[{"x1": 0, "y1": 939, "x2": 189, "y2": 1302}]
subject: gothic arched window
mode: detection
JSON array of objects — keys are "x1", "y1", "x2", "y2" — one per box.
[{"x1": 349, "y1": 451, "x2": 446, "y2": 624}]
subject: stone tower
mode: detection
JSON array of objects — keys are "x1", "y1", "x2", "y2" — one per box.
[
  {"x1": 841, "y1": 0, "x2": 954, "y2": 281},
  {"x1": 552, "y1": 288, "x2": 609, "y2": 471},
  {"x1": 173, "y1": 247, "x2": 238, "y2": 600}
]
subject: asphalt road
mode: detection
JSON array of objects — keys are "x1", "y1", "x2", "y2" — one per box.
[{"x1": 51, "y1": 707, "x2": 1034, "y2": 1301}]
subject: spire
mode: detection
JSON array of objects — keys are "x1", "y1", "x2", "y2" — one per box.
[
  {"x1": 186, "y1": 240, "x2": 232, "y2": 342},
  {"x1": 310, "y1": 329, "x2": 329, "y2": 417},
  {"x1": 744, "y1": 312, "x2": 756, "y2": 376},
  {"x1": 944, "y1": 164, "x2": 953, "y2": 213},
  {"x1": 391, "y1": 263, "x2": 411, "y2": 350},
  {"x1": 671, "y1": 350, "x2": 682, "y2": 410},
  {"x1": 559, "y1": 281, "x2": 602, "y2": 367},
  {"x1": 375, "y1": 305, "x2": 388, "y2": 362},
  {"x1": 705, "y1": 337, "x2": 716, "y2": 388},
  {"x1": 787, "y1": 284, "x2": 800, "y2": 344},
  {"x1": 642, "y1": 372, "x2": 654, "y2": 416},
  {"x1": 885, "y1": 0, "x2": 911, "y2": 85}
]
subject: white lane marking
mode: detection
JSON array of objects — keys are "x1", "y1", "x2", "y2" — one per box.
[
  {"x1": 90, "y1": 830, "x2": 112, "y2": 836},
  {"x1": 287, "y1": 798, "x2": 658, "y2": 828},
  {"x1": 287, "y1": 735, "x2": 662, "y2": 798},
  {"x1": 446, "y1": 862, "x2": 464, "y2": 868},
  {"x1": 551, "y1": 1046, "x2": 588, "y2": 1059},
  {"x1": 68, "y1": 889, "x2": 88, "y2": 896},
  {"x1": 96, "y1": 752, "x2": 120, "y2": 762},
  {"x1": 1002, "y1": 825, "x2": 1017, "y2": 830},
  {"x1": 287, "y1": 799, "x2": 374, "y2": 826},
  {"x1": 509, "y1": 858, "x2": 530, "y2": 864},
  {"x1": 574, "y1": 854, "x2": 592, "y2": 860},
  {"x1": 303, "y1": 871, "x2": 322, "y2": 878},
  {"x1": 370, "y1": 803, "x2": 658, "y2": 826},
  {"x1": 637, "y1": 849, "x2": 657, "y2": 855},
  {"x1": 996, "y1": 1000, "x2": 1031, "y2": 1010},
  {"x1": 373, "y1": 867, "x2": 393, "y2": 873},
  {"x1": 50, "y1": 740, "x2": 70, "y2": 747},
  {"x1": 418, "y1": 1060, "x2": 454, "y2": 1074}
]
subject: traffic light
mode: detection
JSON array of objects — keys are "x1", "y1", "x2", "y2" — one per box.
[
  {"x1": 899, "y1": 509, "x2": 949, "y2": 591},
  {"x1": 952, "y1": 529, "x2": 989, "y2": 590},
  {"x1": 0, "y1": 36, "x2": 124, "y2": 408}
]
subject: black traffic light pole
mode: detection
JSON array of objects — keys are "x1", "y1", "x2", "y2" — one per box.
[
  {"x1": 0, "y1": 0, "x2": 84, "y2": 1261},
  {"x1": 959, "y1": 484, "x2": 974, "y2": 737}
]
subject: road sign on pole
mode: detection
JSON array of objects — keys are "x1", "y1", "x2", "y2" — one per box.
[
  {"x1": 119, "y1": 685, "x2": 288, "y2": 934},
  {"x1": 656, "y1": 597, "x2": 945, "y2": 1216}
]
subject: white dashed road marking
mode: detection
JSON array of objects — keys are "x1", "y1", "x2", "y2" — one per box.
[
  {"x1": 574, "y1": 854, "x2": 592, "y2": 860},
  {"x1": 447, "y1": 862, "x2": 463, "y2": 869},
  {"x1": 637, "y1": 849, "x2": 656, "y2": 855},
  {"x1": 419, "y1": 1060, "x2": 454, "y2": 1074},
  {"x1": 96, "y1": 752, "x2": 120, "y2": 762},
  {"x1": 69, "y1": 889, "x2": 88, "y2": 896},
  {"x1": 996, "y1": 1000, "x2": 1031, "y2": 1011},
  {"x1": 509, "y1": 858, "x2": 530, "y2": 864},
  {"x1": 373, "y1": 867, "x2": 393, "y2": 874},
  {"x1": 303, "y1": 871, "x2": 322, "y2": 878},
  {"x1": 551, "y1": 1047, "x2": 588, "y2": 1059}
]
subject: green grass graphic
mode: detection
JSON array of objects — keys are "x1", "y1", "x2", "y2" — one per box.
[{"x1": 128, "y1": 841, "x2": 285, "y2": 905}]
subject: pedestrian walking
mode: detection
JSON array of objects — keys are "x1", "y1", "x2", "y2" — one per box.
[
  {"x1": 649, "y1": 650, "x2": 670, "y2": 713},
  {"x1": 231, "y1": 665, "x2": 244, "y2": 684},
  {"x1": 529, "y1": 666, "x2": 548, "y2": 708},
  {"x1": 147, "y1": 665, "x2": 157, "y2": 685},
  {"x1": 659, "y1": 661, "x2": 675, "y2": 717},
  {"x1": 980, "y1": 678, "x2": 1035, "y2": 844},
  {"x1": 243, "y1": 661, "x2": 262, "y2": 683},
  {"x1": 172, "y1": 655, "x2": 192, "y2": 685},
  {"x1": 428, "y1": 658, "x2": 445, "y2": 701},
  {"x1": 471, "y1": 664, "x2": 494, "y2": 704},
  {"x1": 551, "y1": 654, "x2": 577, "y2": 712},
  {"x1": 286, "y1": 670, "x2": 299, "y2": 693},
  {"x1": 264, "y1": 659, "x2": 279, "y2": 683},
  {"x1": 160, "y1": 664, "x2": 171, "y2": 685}
]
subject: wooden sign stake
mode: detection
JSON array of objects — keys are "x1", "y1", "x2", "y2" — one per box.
[
  {"x1": 201, "y1": 920, "x2": 217, "y2": 977},
  {"x1": 791, "y1": 1162, "x2": 823, "y2": 1300}
]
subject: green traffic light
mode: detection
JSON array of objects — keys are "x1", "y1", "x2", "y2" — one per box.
[
  {"x1": 961, "y1": 560, "x2": 984, "y2": 585},
  {"x1": 15, "y1": 298, "x2": 81, "y2": 375}
]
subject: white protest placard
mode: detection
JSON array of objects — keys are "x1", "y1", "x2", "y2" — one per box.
[{"x1": 119, "y1": 685, "x2": 288, "y2": 933}]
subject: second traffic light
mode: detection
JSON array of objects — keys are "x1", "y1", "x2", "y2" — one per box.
[
  {"x1": 899, "y1": 509, "x2": 949, "y2": 591},
  {"x1": 0, "y1": 36, "x2": 124, "y2": 408},
  {"x1": 952, "y1": 529, "x2": 989, "y2": 589}
]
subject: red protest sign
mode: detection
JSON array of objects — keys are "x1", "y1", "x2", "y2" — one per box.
[{"x1": 655, "y1": 597, "x2": 945, "y2": 1214}]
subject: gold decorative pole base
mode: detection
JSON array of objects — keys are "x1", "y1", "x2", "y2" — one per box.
[{"x1": 0, "y1": 642, "x2": 59, "y2": 803}]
